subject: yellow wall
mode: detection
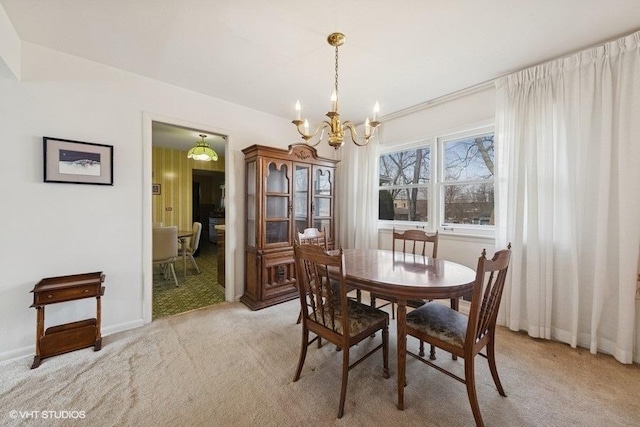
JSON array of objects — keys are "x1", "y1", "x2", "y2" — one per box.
[{"x1": 152, "y1": 146, "x2": 225, "y2": 231}]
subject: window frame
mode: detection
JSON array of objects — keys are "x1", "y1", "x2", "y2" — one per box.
[
  {"x1": 436, "y1": 126, "x2": 495, "y2": 237},
  {"x1": 378, "y1": 139, "x2": 434, "y2": 229},
  {"x1": 377, "y1": 124, "x2": 495, "y2": 237}
]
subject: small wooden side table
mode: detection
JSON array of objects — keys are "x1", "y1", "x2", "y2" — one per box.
[{"x1": 30, "y1": 272, "x2": 105, "y2": 369}]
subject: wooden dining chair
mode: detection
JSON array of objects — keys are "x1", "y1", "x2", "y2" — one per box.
[
  {"x1": 297, "y1": 228, "x2": 328, "y2": 248},
  {"x1": 293, "y1": 243, "x2": 390, "y2": 419},
  {"x1": 372, "y1": 228, "x2": 439, "y2": 319},
  {"x1": 404, "y1": 245, "x2": 512, "y2": 427}
]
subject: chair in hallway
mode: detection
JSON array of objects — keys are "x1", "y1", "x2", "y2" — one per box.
[
  {"x1": 293, "y1": 243, "x2": 389, "y2": 419},
  {"x1": 152, "y1": 226, "x2": 179, "y2": 287},
  {"x1": 404, "y1": 245, "x2": 512, "y2": 427},
  {"x1": 179, "y1": 222, "x2": 203, "y2": 275}
]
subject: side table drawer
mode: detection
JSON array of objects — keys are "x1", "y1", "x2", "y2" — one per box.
[{"x1": 34, "y1": 284, "x2": 101, "y2": 305}]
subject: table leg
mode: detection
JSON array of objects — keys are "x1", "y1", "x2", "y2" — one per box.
[
  {"x1": 31, "y1": 307, "x2": 45, "y2": 369},
  {"x1": 397, "y1": 299, "x2": 407, "y2": 410},
  {"x1": 179, "y1": 237, "x2": 187, "y2": 278}
]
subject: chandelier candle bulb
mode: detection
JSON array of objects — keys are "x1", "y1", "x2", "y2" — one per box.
[
  {"x1": 304, "y1": 119, "x2": 309, "y2": 135},
  {"x1": 295, "y1": 100, "x2": 301, "y2": 121},
  {"x1": 331, "y1": 91, "x2": 337, "y2": 112},
  {"x1": 373, "y1": 101, "x2": 380, "y2": 122}
]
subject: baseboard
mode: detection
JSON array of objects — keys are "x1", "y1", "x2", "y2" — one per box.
[
  {"x1": 102, "y1": 319, "x2": 145, "y2": 336},
  {"x1": 0, "y1": 345, "x2": 34, "y2": 365}
]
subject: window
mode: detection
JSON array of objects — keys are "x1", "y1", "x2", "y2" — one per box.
[
  {"x1": 378, "y1": 145, "x2": 431, "y2": 225},
  {"x1": 440, "y1": 132, "x2": 494, "y2": 227},
  {"x1": 378, "y1": 127, "x2": 495, "y2": 235}
]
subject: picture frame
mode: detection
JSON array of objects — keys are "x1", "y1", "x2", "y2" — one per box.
[
  {"x1": 152, "y1": 183, "x2": 161, "y2": 195},
  {"x1": 43, "y1": 137, "x2": 114, "y2": 185}
]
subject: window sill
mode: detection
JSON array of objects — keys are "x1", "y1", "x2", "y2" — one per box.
[
  {"x1": 438, "y1": 230, "x2": 495, "y2": 243},
  {"x1": 378, "y1": 226, "x2": 495, "y2": 243}
]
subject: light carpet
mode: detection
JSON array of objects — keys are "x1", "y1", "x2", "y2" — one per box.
[{"x1": 1, "y1": 299, "x2": 639, "y2": 426}]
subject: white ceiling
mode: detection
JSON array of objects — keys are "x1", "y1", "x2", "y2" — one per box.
[{"x1": 3, "y1": 1, "x2": 640, "y2": 151}]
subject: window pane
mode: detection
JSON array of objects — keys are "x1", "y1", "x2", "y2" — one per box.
[
  {"x1": 444, "y1": 134, "x2": 494, "y2": 182},
  {"x1": 443, "y1": 183, "x2": 494, "y2": 225},
  {"x1": 379, "y1": 147, "x2": 430, "y2": 186},
  {"x1": 379, "y1": 187, "x2": 429, "y2": 222}
]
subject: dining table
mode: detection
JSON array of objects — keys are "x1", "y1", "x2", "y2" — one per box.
[{"x1": 339, "y1": 248, "x2": 477, "y2": 410}]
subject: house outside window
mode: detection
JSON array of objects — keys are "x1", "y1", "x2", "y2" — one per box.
[{"x1": 378, "y1": 126, "x2": 495, "y2": 236}]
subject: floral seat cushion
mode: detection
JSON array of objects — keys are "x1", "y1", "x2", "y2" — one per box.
[
  {"x1": 406, "y1": 302, "x2": 467, "y2": 348},
  {"x1": 310, "y1": 300, "x2": 388, "y2": 337}
]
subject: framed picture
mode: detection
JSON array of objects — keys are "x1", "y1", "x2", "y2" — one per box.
[
  {"x1": 152, "y1": 183, "x2": 161, "y2": 195},
  {"x1": 43, "y1": 137, "x2": 113, "y2": 185}
]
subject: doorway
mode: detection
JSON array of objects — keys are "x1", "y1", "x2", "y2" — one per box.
[{"x1": 150, "y1": 121, "x2": 228, "y2": 319}]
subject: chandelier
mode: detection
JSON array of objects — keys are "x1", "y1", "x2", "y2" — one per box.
[
  {"x1": 187, "y1": 134, "x2": 218, "y2": 161},
  {"x1": 292, "y1": 32, "x2": 380, "y2": 149}
]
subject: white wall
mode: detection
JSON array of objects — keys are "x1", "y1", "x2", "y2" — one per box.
[{"x1": 0, "y1": 41, "x2": 329, "y2": 362}]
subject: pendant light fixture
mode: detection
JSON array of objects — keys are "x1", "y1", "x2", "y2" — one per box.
[
  {"x1": 292, "y1": 32, "x2": 380, "y2": 149},
  {"x1": 187, "y1": 134, "x2": 218, "y2": 161}
]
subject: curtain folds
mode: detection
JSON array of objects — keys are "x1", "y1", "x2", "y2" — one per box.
[
  {"x1": 336, "y1": 138, "x2": 379, "y2": 250},
  {"x1": 495, "y1": 31, "x2": 640, "y2": 363}
]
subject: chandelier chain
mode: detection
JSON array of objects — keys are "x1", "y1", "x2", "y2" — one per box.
[{"x1": 334, "y1": 45, "x2": 339, "y2": 104}]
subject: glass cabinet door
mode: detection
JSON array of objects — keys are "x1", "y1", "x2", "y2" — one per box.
[
  {"x1": 293, "y1": 164, "x2": 311, "y2": 234},
  {"x1": 264, "y1": 160, "x2": 291, "y2": 245},
  {"x1": 313, "y1": 166, "x2": 334, "y2": 237},
  {"x1": 246, "y1": 161, "x2": 256, "y2": 247}
]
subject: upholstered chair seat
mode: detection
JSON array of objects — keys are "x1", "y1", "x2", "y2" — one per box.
[
  {"x1": 406, "y1": 302, "x2": 467, "y2": 348},
  {"x1": 311, "y1": 299, "x2": 389, "y2": 337}
]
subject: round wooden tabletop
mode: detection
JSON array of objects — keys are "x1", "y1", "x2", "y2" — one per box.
[{"x1": 341, "y1": 249, "x2": 476, "y2": 300}]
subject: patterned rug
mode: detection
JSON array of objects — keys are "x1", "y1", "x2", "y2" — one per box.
[{"x1": 153, "y1": 238, "x2": 226, "y2": 320}]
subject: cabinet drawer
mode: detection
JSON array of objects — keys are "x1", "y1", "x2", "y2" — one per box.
[{"x1": 34, "y1": 284, "x2": 102, "y2": 305}]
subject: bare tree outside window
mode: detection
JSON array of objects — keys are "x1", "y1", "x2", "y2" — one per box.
[
  {"x1": 379, "y1": 147, "x2": 430, "y2": 223},
  {"x1": 442, "y1": 134, "x2": 494, "y2": 225}
]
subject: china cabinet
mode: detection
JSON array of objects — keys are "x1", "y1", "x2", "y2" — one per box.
[{"x1": 241, "y1": 144, "x2": 338, "y2": 310}]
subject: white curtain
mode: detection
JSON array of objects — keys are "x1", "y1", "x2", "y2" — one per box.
[
  {"x1": 495, "y1": 31, "x2": 640, "y2": 363},
  {"x1": 336, "y1": 138, "x2": 379, "y2": 250}
]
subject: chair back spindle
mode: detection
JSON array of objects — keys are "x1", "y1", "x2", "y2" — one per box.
[
  {"x1": 392, "y1": 228, "x2": 438, "y2": 258},
  {"x1": 468, "y1": 247, "x2": 512, "y2": 348},
  {"x1": 295, "y1": 244, "x2": 345, "y2": 335}
]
